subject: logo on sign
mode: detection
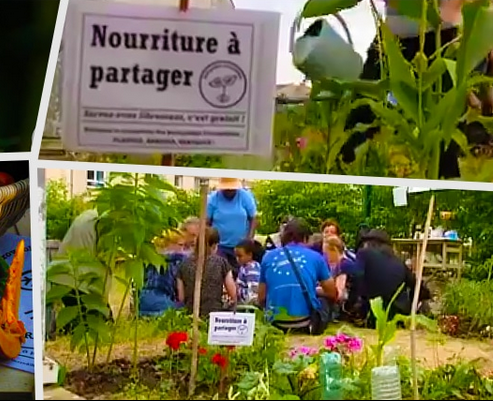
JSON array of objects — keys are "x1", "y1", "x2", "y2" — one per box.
[
  {"x1": 237, "y1": 324, "x2": 248, "y2": 335},
  {"x1": 199, "y1": 61, "x2": 247, "y2": 109}
]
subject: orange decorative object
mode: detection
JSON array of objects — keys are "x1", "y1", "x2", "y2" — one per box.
[{"x1": 0, "y1": 240, "x2": 26, "y2": 360}]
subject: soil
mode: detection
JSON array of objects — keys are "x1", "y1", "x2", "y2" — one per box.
[{"x1": 65, "y1": 357, "x2": 165, "y2": 400}]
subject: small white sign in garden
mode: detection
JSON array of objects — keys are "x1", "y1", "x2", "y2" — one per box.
[
  {"x1": 208, "y1": 312, "x2": 255, "y2": 346},
  {"x1": 62, "y1": 0, "x2": 280, "y2": 156}
]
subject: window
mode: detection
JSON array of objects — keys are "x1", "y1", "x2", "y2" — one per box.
[
  {"x1": 87, "y1": 170, "x2": 106, "y2": 188},
  {"x1": 174, "y1": 175, "x2": 183, "y2": 188},
  {"x1": 194, "y1": 177, "x2": 202, "y2": 190}
]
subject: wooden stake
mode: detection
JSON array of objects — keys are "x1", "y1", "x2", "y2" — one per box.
[
  {"x1": 410, "y1": 194, "x2": 435, "y2": 401},
  {"x1": 188, "y1": 178, "x2": 209, "y2": 398}
]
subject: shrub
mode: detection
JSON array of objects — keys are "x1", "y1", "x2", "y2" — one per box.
[
  {"x1": 441, "y1": 279, "x2": 493, "y2": 336},
  {"x1": 46, "y1": 179, "x2": 90, "y2": 240}
]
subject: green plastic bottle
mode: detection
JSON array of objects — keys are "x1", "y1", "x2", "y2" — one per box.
[{"x1": 319, "y1": 352, "x2": 343, "y2": 400}]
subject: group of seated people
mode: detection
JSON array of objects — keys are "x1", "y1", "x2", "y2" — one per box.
[{"x1": 139, "y1": 215, "x2": 431, "y2": 334}]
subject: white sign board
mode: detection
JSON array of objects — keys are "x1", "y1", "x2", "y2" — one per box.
[
  {"x1": 392, "y1": 187, "x2": 408, "y2": 207},
  {"x1": 62, "y1": 0, "x2": 280, "y2": 156},
  {"x1": 208, "y1": 311, "x2": 255, "y2": 346}
]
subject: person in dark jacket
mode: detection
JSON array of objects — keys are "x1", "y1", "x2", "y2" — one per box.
[{"x1": 353, "y1": 229, "x2": 431, "y2": 327}]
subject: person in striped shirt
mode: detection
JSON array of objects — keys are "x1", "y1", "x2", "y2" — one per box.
[
  {"x1": 342, "y1": 0, "x2": 493, "y2": 179},
  {"x1": 235, "y1": 239, "x2": 262, "y2": 305}
]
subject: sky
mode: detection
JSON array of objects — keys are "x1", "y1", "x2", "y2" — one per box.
[{"x1": 233, "y1": 0, "x2": 382, "y2": 84}]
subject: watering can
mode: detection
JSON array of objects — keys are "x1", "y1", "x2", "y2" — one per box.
[{"x1": 292, "y1": 15, "x2": 363, "y2": 82}]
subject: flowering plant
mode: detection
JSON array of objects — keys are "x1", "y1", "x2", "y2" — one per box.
[
  {"x1": 323, "y1": 333, "x2": 363, "y2": 355},
  {"x1": 288, "y1": 345, "x2": 319, "y2": 359},
  {"x1": 165, "y1": 331, "x2": 189, "y2": 351}
]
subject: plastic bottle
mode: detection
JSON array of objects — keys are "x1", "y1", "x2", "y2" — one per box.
[
  {"x1": 319, "y1": 352, "x2": 343, "y2": 400},
  {"x1": 371, "y1": 346, "x2": 402, "y2": 400}
]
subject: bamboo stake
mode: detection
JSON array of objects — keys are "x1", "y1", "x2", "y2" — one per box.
[
  {"x1": 410, "y1": 194, "x2": 435, "y2": 401},
  {"x1": 188, "y1": 178, "x2": 209, "y2": 398}
]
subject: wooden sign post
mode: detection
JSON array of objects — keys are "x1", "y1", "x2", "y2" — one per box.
[
  {"x1": 410, "y1": 194, "x2": 435, "y2": 400},
  {"x1": 188, "y1": 177, "x2": 209, "y2": 397}
]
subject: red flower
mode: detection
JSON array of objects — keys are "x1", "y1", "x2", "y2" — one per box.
[
  {"x1": 198, "y1": 347, "x2": 208, "y2": 356},
  {"x1": 211, "y1": 353, "x2": 228, "y2": 369},
  {"x1": 165, "y1": 331, "x2": 188, "y2": 351}
]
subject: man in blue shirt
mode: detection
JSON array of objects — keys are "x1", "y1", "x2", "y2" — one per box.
[
  {"x1": 258, "y1": 218, "x2": 337, "y2": 333},
  {"x1": 207, "y1": 178, "x2": 258, "y2": 273}
]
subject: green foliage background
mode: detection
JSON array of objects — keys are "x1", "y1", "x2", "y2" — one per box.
[{"x1": 46, "y1": 177, "x2": 493, "y2": 263}]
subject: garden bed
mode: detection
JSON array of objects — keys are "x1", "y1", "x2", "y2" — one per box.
[{"x1": 47, "y1": 322, "x2": 493, "y2": 400}]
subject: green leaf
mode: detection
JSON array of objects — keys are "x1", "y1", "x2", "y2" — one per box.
[
  {"x1": 86, "y1": 314, "x2": 112, "y2": 343},
  {"x1": 272, "y1": 360, "x2": 297, "y2": 375},
  {"x1": 389, "y1": 0, "x2": 442, "y2": 27},
  {"x1": 140, "y1": 243, "x2": 166, "y2": 268},
  {"x1": 56, "y1": 306, "x2": 79, "y2": 329},
  {"x1": 380, "y1": 24, "x2": 419, "y2": 122},
  {"x1": 456, "y1": 0, "x2": 493, "y2": 85},
  {"x1": 278, "y1": 394, "x2": 301, "y2": 400},
  {"x1": 123, "y1": 259, "x2": 144, "y2": 290},
  {"x1": 70, "y1": 323, "x2": 87, "y2": 351},
  {"x1": 443, "y1": 59, "x2": 457, "y2": 88},
  {"x1": 301, "y1": 0, "x2": 362, "y2": 18},
  {"x1": 46, "y1": 285, "x2": 72, "y2": 304},
  {"x1": 421, "y1": 58, "x2": 448, "y2": 91},
  {"x1": 114, "y1": 275, "x2": 130, "y2": 288},
  {"x1": 80, "y1": 294, "x2": 110, "y2": 318},
  {"x1": 0, "y1": 257, "x2": 9, "y2": 299}
]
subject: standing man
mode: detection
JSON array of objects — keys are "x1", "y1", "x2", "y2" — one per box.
[{"x1": 207, "y1": 178, "x2": 258, "y2": 273}]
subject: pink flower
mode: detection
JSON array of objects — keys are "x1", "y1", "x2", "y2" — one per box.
[
  {"x1": 323, "y1": 334, "x2": 363, "y2": 354},
  {"x1": 335, "y1": 333, "x2": 351, "y2": 343},
  {"x1": 347, "y1": 338, "x2": 363, "y2": 352},
  {"x1": 323, "y1": 336, "x2": 338, "y2": 351},
  {"x1": 296, "y1": 137, "x2": 308, "y2": 149},
  {"x1": 289, "y1": 346, "x2": 318, "y2": 359}
]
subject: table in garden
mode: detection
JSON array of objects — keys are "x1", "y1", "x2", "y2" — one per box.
[{"x1": 392, "y1": 238, "x2": 463, "y2": 279}]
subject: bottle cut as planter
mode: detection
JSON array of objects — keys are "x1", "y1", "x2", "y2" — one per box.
[{"x1": 319, "y1": 351, "x2": 343, "y2": 400}]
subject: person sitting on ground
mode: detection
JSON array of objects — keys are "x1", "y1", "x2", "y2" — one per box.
[
  {"x1": 320, "y1": 219, "x2": 356, "y2": 261},
  {"x1": 139, "y1": 229, "x2": 188, "y2": 317},
  {"x1": 264, "y1": 215, "x2": 295, "y2": 251},
  {"x1": 308, "y1": 232, "x2": 324, "y2": 254},
  {"x1": 320, "y1": 236, "x2": 358, "y2": 321},
  {"x1": 355, "y1": 229, "x2": 432, "y2": 327},
  {"x1": 235, "y1": 239, "x2": 262, "y2": 305},
  {"x1": 258, "y1": 218, "x2": 338, "y2": 334},
  {"x1": 179, "y1": 216, "x2": 200, "y2": 253},
  {"x1": 176, "y1": 227, "x2": 237, "y2": 317}
]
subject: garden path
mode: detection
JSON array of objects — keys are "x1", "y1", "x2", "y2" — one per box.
[{"x1": 291, "y1": 328, "x2": 493, "y2": 374}]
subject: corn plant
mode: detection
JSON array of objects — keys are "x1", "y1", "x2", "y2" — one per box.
[
  {"x1": 369, "y1": 283, "x2": 437, "y2": 367},
  {"x1": 299, "y1": 0, "x2": 493, "y2": 180}
]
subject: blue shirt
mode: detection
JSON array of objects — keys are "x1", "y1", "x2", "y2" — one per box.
[
  {"x1": 260, "y1": 243, "x2": 331, "y2": 320},
  {"x1": 207, "y1": 189, "x2": 257, "y2": 248}
]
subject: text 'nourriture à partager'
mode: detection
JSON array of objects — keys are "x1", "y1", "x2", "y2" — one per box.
[{"x1": 88, "y1": 24, "x2": 242, "y2": 91}]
